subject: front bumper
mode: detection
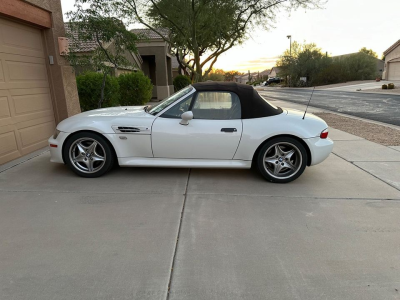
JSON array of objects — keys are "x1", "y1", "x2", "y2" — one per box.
[
  {"x1": 303, "y1": 137, "x2": 334, "y2": 166},
  {"x1": 48, "y1": 131, "x2": 70, "y2": 163}
]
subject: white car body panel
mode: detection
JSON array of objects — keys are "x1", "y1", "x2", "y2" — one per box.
[
  {"x1": 118, "y1": 157, "x2": 251, "y2": 168},
  {"x1": 234, "y1": 109, "x2": 331, "y2": 162},
  {"x1": 152, "y1": 118, "x2": 242, "y2": 159}
]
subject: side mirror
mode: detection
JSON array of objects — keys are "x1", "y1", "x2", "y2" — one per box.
[{"x1": 180, "y1": 111, "x2": 193, "y2": 126}]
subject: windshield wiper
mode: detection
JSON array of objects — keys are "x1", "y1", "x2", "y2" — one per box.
[{"x1": 143, "y1": 105, "x2": 149, "y2": 112}]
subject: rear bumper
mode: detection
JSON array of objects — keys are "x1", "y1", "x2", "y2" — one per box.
[
  {"x1": 48, "y1": 131, "x2": 70, "y2": 164},
  {"x1": 303, "y1": 137, "x2": 334, "y2": 166}
]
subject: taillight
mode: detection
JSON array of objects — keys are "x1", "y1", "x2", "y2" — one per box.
[{"x1": 320, "y1": 128, "x2": 329, "y2": 139}]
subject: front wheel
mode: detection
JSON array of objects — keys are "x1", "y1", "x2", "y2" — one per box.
[
  {"x1": 63, "y1": 132, "x2": 115, "y2": 178},
  {"x1": 257, "y1": 137, "x2": 307, "y2": 183}
]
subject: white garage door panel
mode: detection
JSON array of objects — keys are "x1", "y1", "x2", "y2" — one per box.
[
  {"x1": 7, "y1": 60, "x2": 48, "y2": 82},
  {"x1": 19, "y1": 121, "x2": 55, "y2": 148},
  {"x1": 0, "y1": 96, "x2": 9, "y2": 118},
  {"x1": 0, "y1": 19, "x2": 44, "y2": 58},
  {"x1": 13, "y1": 88, "x2": 52, "y2": 115},
  {"x1": 0, "y1": 131, "x2": 18, "y2": 154},
  {"x1": 0, "y1": 17, "x2": 55, "y2": 165},
  {"x1": 388, "y1": 62, "x2": 400, "y2": 80},
  {"x1": 0, "y1": 61, "x2": 4, "y2": 82}
]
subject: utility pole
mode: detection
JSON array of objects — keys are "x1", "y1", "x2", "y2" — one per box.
[{"x1": 287, "y1": 35, "x2": 292, "y2": 88}]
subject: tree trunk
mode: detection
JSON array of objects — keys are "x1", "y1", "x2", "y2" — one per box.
[{"x1": 98, "y1": 72, "x2": 107, "y2": 108}]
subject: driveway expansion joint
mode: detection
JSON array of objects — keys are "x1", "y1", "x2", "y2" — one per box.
[
  {"x1": 332, "y1": 153, "x2": 400, "y2": 192},
  {"x1": 166, "y1": 168, "x2": 191, "y2": 300}
]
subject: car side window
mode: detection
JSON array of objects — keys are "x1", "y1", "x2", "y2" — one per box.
[
  {"x1": 161, "y1": 94, "x2": 193, "y2": 119},
  {"x1": 192, "y1": 92, "x2": 241, "y2": 120}
]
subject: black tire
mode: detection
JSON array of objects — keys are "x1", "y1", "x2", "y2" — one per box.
[
  {"x1": 257, "y1": 137, "x2": 307, "y2": 183},
  {"x1": 63, "y1": 132, "x2": 115, "y2": 178}
]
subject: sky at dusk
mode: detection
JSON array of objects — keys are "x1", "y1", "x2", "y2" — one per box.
[{"x1": 61, "y1": 0, "x2": 400, "y2": 73}]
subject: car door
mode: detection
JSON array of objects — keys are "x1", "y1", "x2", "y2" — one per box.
[{"x1": 151, "y1": 91, "x2": 242, "y2": 159}]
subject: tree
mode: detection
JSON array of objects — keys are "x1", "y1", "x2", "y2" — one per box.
[
  {"x1": 277, "y1": 41, "x2": 330, "y2": 86},
  {"x1": 337, "y1": 53, "x2": 376, "y2": 81},
  {"x1": 359, "y1": 47, "x2": 378, "y2": 58},
  {"x1": 65, "y1": 5, "x2": 139, "y2": 108},
  {"x1": 70, "y1": 0, "x2": 324, "y2": 82},
  {"x1": 277, "y1": 41, "x2": 377, "y2": 86},
  {"x1": 224, "y1": 70, "x2": 241, "y2": 82},
  {"x1": 203, "y1": 69, "x2": 226, "y2": 81}
]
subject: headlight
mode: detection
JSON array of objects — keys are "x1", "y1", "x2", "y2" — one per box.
[{"x1": 53, "y1": 129, "x2": 61, "y2": 139}]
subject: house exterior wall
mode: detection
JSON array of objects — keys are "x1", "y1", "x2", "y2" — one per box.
[
  {"x1": 136, "y1": 43, "x2": 174, "y2": 101},
  {"x1": 23, "y1": 0, "x2": 81, "y2": 123},
  {"x1": 383, "y1": 43, "x2": 400, "y2": 80}
]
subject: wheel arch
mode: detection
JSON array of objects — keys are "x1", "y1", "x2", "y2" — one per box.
[
  {"x1": 252, "y1": 134, "x2": 312, "y2": 167},
  {"x1": 61, "y1": 130, "x2": 118, "y2": 165}
]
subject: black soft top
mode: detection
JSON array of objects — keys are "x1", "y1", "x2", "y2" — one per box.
[{"x1": 192, "y1": 82, "x2": 282, "y2": 119}]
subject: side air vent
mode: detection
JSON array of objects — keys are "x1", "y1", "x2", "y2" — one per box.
[
  {"x1": 111, "y1": 125, "x2": 150, "y2": 134},
  {"x1": 117, "y1": 126, "x2": 141, "y2": 133}
]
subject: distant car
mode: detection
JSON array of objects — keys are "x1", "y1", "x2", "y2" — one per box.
[
  {"x1": 265, "y1": 77, "x2": 281, "y2": 85},
  {"x1": 48, "y1": 82, "x2": 333, "y2": 183}
]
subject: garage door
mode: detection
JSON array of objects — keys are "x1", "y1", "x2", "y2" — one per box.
[
  {"x1": 0, "y1": 17, "x2": 55, "y2": 165},
  {"x1": 388, "y1": 62, "x2": 400, "y2": 80}
]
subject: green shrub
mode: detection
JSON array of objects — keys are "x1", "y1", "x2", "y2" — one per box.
[
  {"x1": 382, "y1": 84, "x2": 388, "y2": 90},
  {"x1": 118, "y1": 72, "x2": 153, "y2": 106},
  {"x1": 76, "y1": 72, "x2": 120, "y2": 111},
  {"x1": 388, "y1": 83, "x2": 395, "y2": 89},
  {"x1": 173, "y1": 75, "x2": 191, "y2": 92}
]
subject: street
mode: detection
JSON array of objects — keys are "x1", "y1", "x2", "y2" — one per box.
[{"x1": 259, "y1": 88, "x2": 400, "y2": 126}]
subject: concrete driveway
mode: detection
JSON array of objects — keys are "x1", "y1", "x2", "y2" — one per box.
[{"x1": 1, "y1": 114, "x2": 400, "y2": 299}]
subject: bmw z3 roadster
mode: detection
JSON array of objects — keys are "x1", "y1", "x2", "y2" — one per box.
[{"x1": 48, "y1": 82, "x2": 333, "y2": 183}]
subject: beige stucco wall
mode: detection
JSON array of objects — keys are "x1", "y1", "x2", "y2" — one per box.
[
  {"x1": 383, "y1": 43, "x2": 400, "y2": 80},
  {"x1": 24, "y1": 0, "x2": 81, "y2": 123}
]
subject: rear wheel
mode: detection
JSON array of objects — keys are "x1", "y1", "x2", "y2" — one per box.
[
  {"x1": 257, "y1": 137, "x2": 307, "y2": 183},
  {"x1": 63, "y1": 132, "x2": 114, "y2": 178}
]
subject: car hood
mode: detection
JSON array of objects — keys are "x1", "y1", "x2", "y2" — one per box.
[
  {"x1": 73, "y1": 106, "x2": 149, "y2": 118},
  {"x1": 57, "y1": 106, "x2": 156, "y2": 134}
]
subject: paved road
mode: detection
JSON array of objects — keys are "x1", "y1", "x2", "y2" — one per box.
[{"x1": 259, "y1": 88, "x2": 400, "y2": 126}]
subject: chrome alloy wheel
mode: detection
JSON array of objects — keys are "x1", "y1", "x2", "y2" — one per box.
[
  {"x1": 69, "y1": 138, "x2": 106, "y2": 174},
  {"x1": 263, "y1": 142, "x2": 303, "y2": 180}
]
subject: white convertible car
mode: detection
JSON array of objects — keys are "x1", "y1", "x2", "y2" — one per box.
[{"x1": 48, "y1": 82, "x2": 333, "y2": 183}]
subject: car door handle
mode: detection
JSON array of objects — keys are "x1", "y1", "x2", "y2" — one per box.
[{"x1": 221, "y1": 128, "x2": 237, "y2": 133}]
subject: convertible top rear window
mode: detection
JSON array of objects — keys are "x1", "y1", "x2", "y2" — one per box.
[{"x1": 192, "y1": 82, "x2": 282, "y2": 119}]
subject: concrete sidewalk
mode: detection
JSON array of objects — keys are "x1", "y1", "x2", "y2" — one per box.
[{"x1": 0, "y1": 108, "x2": 400, "y2": 299}]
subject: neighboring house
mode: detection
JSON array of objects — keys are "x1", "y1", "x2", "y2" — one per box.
[
  {"x1": 260, "y1": 69, "x2": 271, "y2": 81},
  {"x1": 269, "y1": 67, "x2": 282, "y2": 78},
  {"x1": 66, "y1": 25, "x2": 174, "y2": 101},
  {"x1": 382, "y1": 40, "x2": 400, "y2": 80},
  {"x1": 65, "y1": 23, "x2": 143, "y2": 76},
  {"x1": 0, "y1": 0, "x2": 80, "y2": 165},
  {"x1": 171, "y1": 56, "x2": 184, "y2": 79},
  {"x1": 234, "y1": 74, "x2": 249, "y2": 84},
  {"x1": 333, "y1": 53, "x2": 384, "y2": 78},
  {"x1": 131, "y1": 28, "x2": 174, "y2": 100}
]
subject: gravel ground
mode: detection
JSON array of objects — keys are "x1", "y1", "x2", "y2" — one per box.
[
  {"x1": 366, "y1": 86, "x2": 400, "y2": 94},
  {"x1": 314, "y1": 112, "x2": 400, "y2": 146}
]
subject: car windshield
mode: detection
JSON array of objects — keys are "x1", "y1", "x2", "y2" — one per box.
[{"x1": 148, "y1": 86, "x2": 194, "y2": 115}]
